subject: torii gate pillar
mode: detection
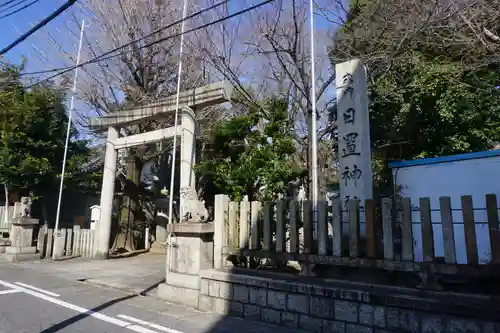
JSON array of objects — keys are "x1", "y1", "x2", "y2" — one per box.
[
  {"x1": 89, "y1": 82, "x2": 233, "y2": 259},
  {"x1": 95, "y1": 126, "x2": 119, "y2": 259}
]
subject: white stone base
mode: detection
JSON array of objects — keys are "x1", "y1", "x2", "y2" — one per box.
[
  {"x1": 3, "y1": 246, "x2": 40, "y2": 262},
  {"x1": 6, "y1": 246, "x2": 37, "y2": 254},
  {"x1": 156, "y1": 283, "x2": 200, "y2": 309},
  {"x1": 156, "y1": 223, "x2": 214, "y2": 309},
  {"x1": 0, "y1": 238, "x2": 10, "y2": 253}
]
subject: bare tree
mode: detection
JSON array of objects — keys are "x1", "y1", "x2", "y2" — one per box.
[
  {"x1": 194, "y1": 0, "x2": 339, "y2": 198},
  {"x1": 30, "y1": 0, "x2": 220, "y2": 252}
]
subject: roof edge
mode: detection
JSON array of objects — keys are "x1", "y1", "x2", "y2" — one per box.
[{"x1": 388, "y1": 150, "x2": 500, "y2": 169}]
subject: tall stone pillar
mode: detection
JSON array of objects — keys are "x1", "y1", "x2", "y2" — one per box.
[
  {"x1": 179, "y1": 107, "x2": 197, "y2": 220},
  {"x1": 336, "y1": 59, "x2": 373, "y2": 210},
  {"x1": 95, "y1": 126, "x2": 119, "y2": 259},
  {"x1": 180, "y1": 107, "x2": 196, "y2": 190}
]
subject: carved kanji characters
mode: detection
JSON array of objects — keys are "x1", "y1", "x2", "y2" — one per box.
[
  {"x1": 342, "y1": 132, "x2": 360, "y2": 157},
  {"x1": 343, "y1": 108, "x2": 355, "y2": 124}
]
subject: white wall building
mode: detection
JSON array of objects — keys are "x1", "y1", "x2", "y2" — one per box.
[{"x1": 389, "y1": 150, "x2": 500, "y2": 264}]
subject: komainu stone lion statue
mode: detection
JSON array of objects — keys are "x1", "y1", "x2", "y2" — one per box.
[
  {"x1": 179, "y1": 187, "x2": 208, "y2": 223},
  {"x1": 20, "y1": 196, "x2": 32, "y2": 217}
]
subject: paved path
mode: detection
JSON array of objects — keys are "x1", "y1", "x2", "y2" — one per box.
[
  {"x1": 0, "y1": 263, "x2": 304, "y2": 333},
  {"x1": 8, "y1": 253, "x2": 166, "y2": 295}
]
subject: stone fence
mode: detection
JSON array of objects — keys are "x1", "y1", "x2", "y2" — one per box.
[
  {"x1": 199, "y1": 269, "x2": 500, "y2": 333},
  {"x1": 154, "y1": 194, "x2": 500, "y2": 333}
]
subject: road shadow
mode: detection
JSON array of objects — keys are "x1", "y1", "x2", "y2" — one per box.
[
  {"x1": 38, "y1": 278, "x2": 165, "y2": 333},
  {"x1": 38, "y1": 294, "x2": 137, "y2": 333},
  {"x1": 108, "y1": 249, "x2": 150, "y2": 259},
  {"x1": 138, "y1": 279, "x2": 164, "y2": 296}
]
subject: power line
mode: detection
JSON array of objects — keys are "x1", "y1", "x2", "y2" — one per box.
[
  {"x1": 0, "y1": 0, "x2": 42, "y2": 20},
  {"x1": 24, "y1": 0, "x2": 274, "y2": 88},
  {"x1": 21, "y1": 0, "x2": 233, "y2": 76},
  {"x1": 0, "y1": 0, "x2": 23, "y2": 9},
  {"x1": 0, "y1": 0, "x2": 30, "y2": 13},
  {"x1": 0, "y1": 0, "x2": 77, "y2": 55}
]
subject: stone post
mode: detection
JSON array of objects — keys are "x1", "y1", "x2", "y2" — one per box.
[
  {"x1": 156, "y1": 223, "x2": 214, "y2": 308},
  {"x1": 213, "y1": 194, "x2": 229, "y2": 269},
  {"x1": 95, "y1": 126, "x2": 119, "y2": 259},
  {"x1": 150, "y1": 213, "x2": 168, "y2": 253}
]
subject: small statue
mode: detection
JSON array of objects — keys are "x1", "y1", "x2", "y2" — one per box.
[
  {"x1": 20, "y1": 196, "x2": 32, "y2": 217},
  {"x1": 179, "y1": 186, "x2": 208, "y2": 223}
]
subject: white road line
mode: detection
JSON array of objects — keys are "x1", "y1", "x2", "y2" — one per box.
[
  {"x1": 0, "y1": 289, "x2": 21, "y2": 295},
  {"x1": 117, "y1": 314, "x2": 184, "y2": 333},
  {"x1": 0, "y1": 279, "x2": 159, "y2": 333},
  {"x1": 15, "y1": 282, "x2": 61, "y2": 297}
]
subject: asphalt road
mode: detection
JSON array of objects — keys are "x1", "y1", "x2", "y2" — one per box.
[{"x1": 0, "y1": 263, "x2": 301, "y2": 333}]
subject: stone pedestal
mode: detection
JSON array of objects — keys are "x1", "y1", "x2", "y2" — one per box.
[
  {"x1": 4, "y1": 217, "x2": 40, "y2": 262},
  {"x1": 157, "y1": 223, "x2": 214, "y2": 308},
  {"x1": 0, "y1": 238, "x2": 10, "y2": 254}
]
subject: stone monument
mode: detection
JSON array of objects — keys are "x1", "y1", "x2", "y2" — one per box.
[
  {"x1": 335, "y1": 59, "x2": 373, "y2": 209},
  {"x1": 4, "y1": 197, "x2": 40, "y2": 262}
]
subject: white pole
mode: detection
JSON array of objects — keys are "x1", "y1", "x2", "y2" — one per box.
[
  {"x1": 165, "y1": 0, "x2": 188, "y2": 281},
  {"x1": 167, "y1": 0, "x2": 188, "y2": 227},
  {"x1": 53, "y1": 20, "x2": 85, "y2": 260},
  {"x1": 308, "y1": 0, "x2": 319, "y2": 236}
]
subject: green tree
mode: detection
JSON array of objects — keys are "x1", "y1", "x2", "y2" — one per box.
[
  {"x1": 330, "y1": 0, "x2": 500, "y2": 195},
  {"x1": 0, "y1": 62, "x2": 92, "y2": 216},
  {"x1": 197, "y1": 96, "x2": 305, "y2": 202}
]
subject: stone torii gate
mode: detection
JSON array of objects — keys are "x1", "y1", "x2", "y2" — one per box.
[{"x1": 88, "y1": 82, "x2": 233, "y2": 259}]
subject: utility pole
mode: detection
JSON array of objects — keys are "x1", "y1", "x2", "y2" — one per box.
[{"x1": 52, "y1": 20, "x2": 85, "y2": 260}]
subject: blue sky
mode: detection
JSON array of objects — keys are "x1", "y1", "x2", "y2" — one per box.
[
  {"x1": 1, "y1": 0, "x2": 338, "y2": 73},
  {"x1": 0, "y1": 0, "x2": 340, "y2": 138},
  {"x1": 0, "y1": 0, "x2": 76, "y2": 71}
]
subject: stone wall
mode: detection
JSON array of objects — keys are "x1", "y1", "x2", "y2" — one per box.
[{"x1": 199, "y1": 269, "x2": 500, "y2": 333}]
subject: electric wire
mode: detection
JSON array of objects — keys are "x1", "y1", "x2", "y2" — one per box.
[
  {"x1": 23, "y1": 0, "x2": 274, "y2": 89},
  {"x1": 0, "y1": 0, "x2": 77, "y2": 55},
  {"x1": 20, "y1": 0, "x2": 233, "y2": 76},
  {"x1": 0, "y1": 0, "x2": 26, "y2": 9},
  {"x1": 0, "y1": 0, "x2": 42, "y2": 20},
  {"x1": 0, "y1": 0, "x2": 30, "y2": 13}
]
